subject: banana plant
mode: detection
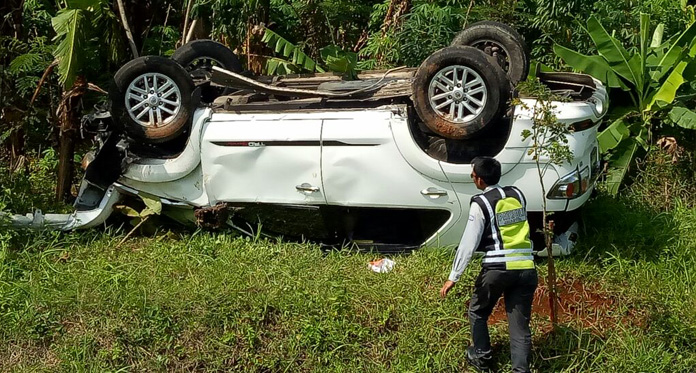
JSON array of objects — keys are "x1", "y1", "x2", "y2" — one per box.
[
  {"x1": 52, "y1": 0, "x2": 126, "y2": 88},
  {"x1": 261, "y1": 28, "x2": 358, "y2": 78},
  {"x1": 261, "y1": 28, "x2": 325, "y2": 74},
  {"x1": 554, "y1": 14, "x2": 696, "y2": 194}
]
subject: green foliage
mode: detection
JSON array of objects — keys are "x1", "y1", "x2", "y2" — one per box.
[
  {"x1": 114, "y1": 196, "x2": 162, "y2": 225},
  {"x1": 141, "y1": 24, "x2": 181, "y2": 57},
  {"x1": 261, "y1": 27, "x2": 358, "y2": 77},
  {"x1": 628, "y1": 143, "x2": 696, "y2": 212},
  {"x1": 516, "y1": 79, "x2": 573, "y2": 166},
  {"x1": 555, "y1": 14, "x2": 696, "y2": 194},
  {"x1": 0, "y1": 149, "x2": 71, "y2": 214},
  {"x1": 522, "y1": 0, "x2": 688, "y2": 68},
  {"x1": 1, "y1": 167, "x2": 696, "y2": 370},
  {"x1": 113, "y1": 193, "x2": 163, "y2": 244},
  {"x1": 9, "y1": 52, "x2": 44, "y2": 74},
  {"x1": 515, "y1": 78, "x2": 573, "y2": 278},
  {"x1": 51, "y1": 0, "x2": 128, "y2": 88},
  {"x1": 193, "y1": 0, "x2": 271, "y2": 49},
  {"x1": 669, "y1": 106, "x2": 696, "y2": 129},
  {"x1": 261, "y1": 27, "x2": 324, "y2": 73},
  {"x1": 359, "y1": 0, "x2": 470, "y2": 69},
  {"x1": 320, "y1": 45, "x2": 358, "y2": 78},
  {"x1": 52, "y1": 8, "x2": 88, "y2": 88},
  {"x1": 1, "y1": 0, "x2": 61, "y2": 157},
  {"x1": 4, "y1": 36, "x2": 55, "y2": 101},
  {"x1": 684, "y1": 0, "x2": 696, "y2": 25}
]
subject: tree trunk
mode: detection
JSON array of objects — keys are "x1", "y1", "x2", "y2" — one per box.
[
  {"x1": 181, "y1": 0, "x2": 195, "y2": 47},
  {"x1": 246, "y1": 0, "x2": 271, "y2": 74},
  {"x1": 375, "y1": 0, "x2": 411, "y2": 64},
  {"x1": 546, "y1": 219, "x2": 559, "y2": 327},
  {"x1": 55, "y1": 77, "x2": 88, "y2": 202},
  {"x1": 536, "y1": 156, "x2": 559, "y2": 329},
  {"x1": 56, "y1": 130, "x2": 76, "y2": 201},
  {"x1": 115, "y1": 0, "x2": 139, "y2": 58}
]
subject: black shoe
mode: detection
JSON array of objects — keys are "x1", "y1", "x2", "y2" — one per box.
[{"x1": 466, "y1": 346, "x2": 492, "y2": 372}]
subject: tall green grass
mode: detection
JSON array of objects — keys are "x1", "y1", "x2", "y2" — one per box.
[{"x1": 0, "y1": 148, "x2": 695, "y2": 372}]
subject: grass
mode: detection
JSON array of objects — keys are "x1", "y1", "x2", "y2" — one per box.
[{"x1": 0, "y1": 148, "x2": 695, "y2": 372}]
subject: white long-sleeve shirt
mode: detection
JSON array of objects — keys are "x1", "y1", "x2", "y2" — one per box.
[{"x1": 447, "y1": 185, "x2": 500, "y2": 282}]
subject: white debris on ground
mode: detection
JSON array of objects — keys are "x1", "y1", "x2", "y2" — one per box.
[{"x1": 368, "y1": 258, "x2": 395, "y2": 273}]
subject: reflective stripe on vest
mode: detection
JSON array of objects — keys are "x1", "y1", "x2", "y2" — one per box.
[
  {"x1": 483, "y1": 248, "x2": 534, "y2": 265},
  {"x1": 479, "y1": 188, "x2": 534, "y2": 270},
  {"x1": 485, "y1": 248, "x2": 533, "y2": 256},
  {"x1": 482, "y1": 255, "x2": 534, "y2": 263}
]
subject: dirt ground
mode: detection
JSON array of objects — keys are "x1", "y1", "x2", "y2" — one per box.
[{"x1": 485, "y1": 276, "x2": 647, "y2": 335}]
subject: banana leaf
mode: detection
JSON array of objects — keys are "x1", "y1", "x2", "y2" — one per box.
[
  {"x1": 586, "y1": 16, "x2": 643, "y2": 89},
  {"x1": 320, "y1": 45, "x2": 358, "y2": 79},
  {"x1": 261, "y1": 28, "x2": 324, "y2": 73},
  {"x1": 647, "y1": 47, "x2": 696, "y2": 110},
  {"x1": 640, "y1": 13, "x2": 650, "y2": 68},
  {"x1": 604, "y1": 140, "x2": 639, "y2": 196},
  {"x1": 553, "y1": 44, "x2": 628, "y2": 90},
  {"x1": 265, "y1": 57, "x2": 301, "y2": 75},
  {"x1": 598, "y1": 116, "x2": 631, "y2": 153},
  {"x1": 650, "y1": 23, "x2": 665, "y2": 48},
  {"x1": 651, "y1": 21, "x2": 696, "y2": 81},
  {"x1": 669, "y1": 106, "x2": 696, "y2": 129},
  {"x1": 52, "y1": 8, "x2": 88, "y2": 88}
]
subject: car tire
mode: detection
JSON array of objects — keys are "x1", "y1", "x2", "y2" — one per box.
[
  {"x1": 412, "y1": 46, "x2": 510, "y2": 140},
  {"x1": 451, "y1": 21, "x2": 530, "y2": 84},
  {"x1": 171, "y1": 39, "x2": 242, "y2": 103},
  {"x1": 110, "y1": 56, "x2": 195, "y2": 144}
]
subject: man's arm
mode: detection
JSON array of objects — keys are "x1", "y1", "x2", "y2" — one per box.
[{"x1": 440, "y1": 202, "x2": 485, "y2": 297}]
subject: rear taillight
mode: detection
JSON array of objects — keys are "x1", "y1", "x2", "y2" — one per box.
[{"x1": 548, "y1": 167, "x2": 590, "y2": 199}]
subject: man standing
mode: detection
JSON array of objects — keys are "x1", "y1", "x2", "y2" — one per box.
[{"x1": 440, "y1": 156, "x2": 538, "y2": 373}]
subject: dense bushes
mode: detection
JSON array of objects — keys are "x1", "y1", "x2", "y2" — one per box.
[
  {"x1": 0, "y1": 0, "x2": 693, "y2": 208},
  {"x1": 520, "y1": 0, "x2": 688, "y2": 67}
]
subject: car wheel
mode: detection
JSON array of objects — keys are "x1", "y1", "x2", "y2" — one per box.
[
  {"x1": 171, "y1": 39, "x2": 242, "y2": 103},
  {"x1": 110, "y1": 56, "x2": 195, "y2": 143},
  {"x1": 412, "y1": 46, "x2": 510, "y2": 140},
  {"x1": 451, "y1": 21, "x2": 530, "y2": 84}
]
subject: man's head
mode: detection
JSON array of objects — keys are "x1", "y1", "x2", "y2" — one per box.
[{"x1": 471, "y1": 156, "x2": 501, "y2": 190}]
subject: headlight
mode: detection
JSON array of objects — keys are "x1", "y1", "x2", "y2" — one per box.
[{"x1": 547, "y1": 167, "x2": 590, "y2": 199}]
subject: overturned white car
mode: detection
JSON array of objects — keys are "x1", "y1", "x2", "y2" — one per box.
[{"x1": 9, "y1": 22, "x2": 607, "y2": 254}]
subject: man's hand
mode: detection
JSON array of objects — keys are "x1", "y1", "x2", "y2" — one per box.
[{"x1": 440, "y1": 280, "x2": 455, "y2": 298}]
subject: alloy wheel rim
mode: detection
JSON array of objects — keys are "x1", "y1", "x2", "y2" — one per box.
[
  {"x1": 125, "y1": 73, "x2": 181, "y2": 127},
  {"x1": 428, "y1": 65, "x2": 487, "y2": 122}
]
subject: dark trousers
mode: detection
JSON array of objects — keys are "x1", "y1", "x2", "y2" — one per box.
[{"x1": 469, "y1": 268, "x2": 538, "y2": 373}]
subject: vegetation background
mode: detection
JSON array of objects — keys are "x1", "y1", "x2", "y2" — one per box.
[{"x1": 1, "y1": 0, "x2": 695, "y2": 371}]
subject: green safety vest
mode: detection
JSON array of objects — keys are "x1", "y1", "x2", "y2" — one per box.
[{"x1": 471, "y1": 186, "x2": 534, "y2": 270}]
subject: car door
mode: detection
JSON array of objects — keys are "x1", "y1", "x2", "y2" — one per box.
[
  {"x1": 201, "y1": 112, "x2": 325, "y2": 205},
  {"x1": 321, "y1": 108, "x2": 461, "y2": 246}
]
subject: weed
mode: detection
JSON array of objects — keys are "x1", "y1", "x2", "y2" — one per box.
[{"x1": 0, "y1": 137, "x2": 695, "y2": 373}]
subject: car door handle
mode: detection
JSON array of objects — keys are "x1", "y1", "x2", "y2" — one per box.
[
  {"x1": 421, "y1": 187, "x2": 448, "y2": 197},
  {"x1": 296, "y1": 183, "x2": 320, "y2": 193}
]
